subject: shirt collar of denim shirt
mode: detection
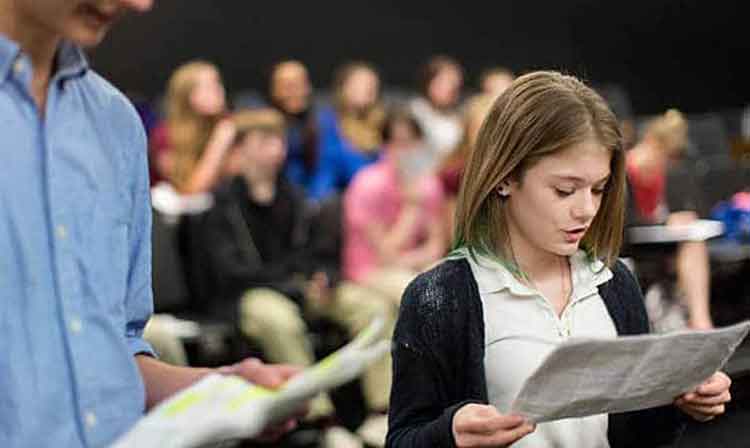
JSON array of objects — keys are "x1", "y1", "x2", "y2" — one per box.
[
  {"x1": 55, "y1": 40, "x2": 89, "y2": 82},
  {"x1": 0, "y1": 34, "x2": 22, "y2": 86},
  {"x1": 0, "y1": 34, "x2": 88, "y2": 88}
]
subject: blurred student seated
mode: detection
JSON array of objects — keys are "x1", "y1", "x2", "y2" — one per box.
[
  {"x1": 438, "y1": 92, "x2": 496, "y2": 243},
  {"x1": 150, "y1": 61, "x2": 237, "y2": 194},
  {"x1": 410, "y1": 55, "x2": 465, "y2": 166},
  {"x1": 626, "y1": 109, "x2": 713, "y2": 330},
  {"x1": 200, "y1": 108, "x2": 395, "y2": 447},
  {"x1": 478, "y1": 66, "x2": 515, "y2": 99},
  {"x1": 267, "y1": 60, "x2": 322, "y2": 197},
  {"x1": 308, "y1": 61, "x2": 385, "y2": 201},
  {"x1": 343, "y1": 107, "x2": 447, "y2": 307}
]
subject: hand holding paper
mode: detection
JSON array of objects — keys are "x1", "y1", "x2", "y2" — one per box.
[
  {"x1": 510, "y1": 321, "x2": 750, "y2": 423},
  {"x1": 675, "y1": 371, "x2": 732, "y2": 422},
  {"x1": 451, "y1": 403, "x2": 536, "y2": 447},
  {"x1": 112, "y1": 316, "x2": 391, "y2": 448}
]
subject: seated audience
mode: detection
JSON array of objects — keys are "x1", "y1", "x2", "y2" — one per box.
[
  {"x1": 626, "y1": 109, "x2": 713, "y2": 330},
  {"x1": 439, "y1": 93, "x2": 495, "y2": 243},
  {"x1": 267, "y1": 60, "x2": 321, "y2": 195},
  {"x1": 478, "y1": 65, "x2": 515, "y2": 98},
  {"x1": 150, "y1": 60, "x2": 236, "y2": 194},
  {"x1": 310, "y1": 61, "x2": 385, "y2": 201},
  {"x1": 343, "y1": 108, "x2": 447, "y2": 305},
  {"x1": 409, "y1": 55, "x2": 465, "y2": 164},
  {"x1": 202, "y1": 108, "x2": 394, "y2": 447}
]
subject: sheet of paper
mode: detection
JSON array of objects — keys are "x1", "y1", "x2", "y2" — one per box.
[
  {"x1": 112, "y1": 316, "x2": 390, "y2": 448},
  {"x1": 511, "y1": 321, "x2": 750, "y2": 423},
  {"x1": 627, "y1": 219, "x2": 724, "y2": 244}
]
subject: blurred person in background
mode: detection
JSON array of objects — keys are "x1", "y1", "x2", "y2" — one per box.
[
  {"x1": 310, "y1": 61, "x2": 385, "y2": 201},
  {"x1": 439, "y1": 93, "x2": 495, "y2": 244},
  {"x1": 626, "y1": 109, "x2": 713, "y2": 330},
  {"x1": 202, "y1": 108, "x2": 394, "y2": 448},
  {"x1": 0, "y1": 0, "x2": 301, "y2": 446},
  {"x1": 150, "y1": 60, "x2": 236, "y2": 194},
  {"x1": 478, "y1": 66, "x2": 515, "y2": 98},
  {"x1": 268, "y1": 59, "x2": 321, "y2": 197},
  {"x1": 410, "y1": 55, "x2": 465, "y2": 165},
  {"x1": 343, "y1": 107, "x2": 447, "y2": 307}
]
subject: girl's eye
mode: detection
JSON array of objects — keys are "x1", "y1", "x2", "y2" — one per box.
[
  {"x1": 555, "y1": 188, "x2": 574, "y2": 197},
  {"x1": 592, "y1": 188, "x2": 606, "y2": 196}
]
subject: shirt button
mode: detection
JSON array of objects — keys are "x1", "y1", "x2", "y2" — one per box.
[
  {"x1": 56, "y1": 225, "x2": 68, "y2": 240},
  {"x1": 69, "y1": 318, "x2": 83, "y2": 334},
  {"x1": 13, "y1": 59, "x2": 23, "y2": 75},
  {"x1": 84, "y1": 411, "x2": 97, "y2": 429}
]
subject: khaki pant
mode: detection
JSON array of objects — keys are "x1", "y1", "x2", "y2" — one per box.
[
  {"x1": 363, "y1": 268, "x2": 417, "y2": 307},
  {"x1": 239, "y1": 284, "x2": 396, "y2": 413},
  {"x1": 143, "y1": 315, "x2": 189, "y2": 367}
]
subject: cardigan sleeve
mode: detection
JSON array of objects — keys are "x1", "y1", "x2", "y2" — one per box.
[{"x1": 386, "y1": 265, "x2": 484, "y2": 448}]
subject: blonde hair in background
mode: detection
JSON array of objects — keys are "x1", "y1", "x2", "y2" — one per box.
[
  {"x1": 331, "y1": 61, "x2": 384, "y2": 153},
  {"x1": 644, "y1": 108, "x2": 689, "y2": 155},
  {"x1": 164, "y1": 60, "x2": 222, "y2": 192},
  {"x1": 453, "y1": 71, "x2": 626, "y2": 267}
]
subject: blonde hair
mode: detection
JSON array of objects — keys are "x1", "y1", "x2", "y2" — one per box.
[
  {"x1": 164, "y1": 60, "x2": 222, "y2": 191},
  {"x1": 453, "y1": 71, "x2": 626, "y2": 267},
  {"x1": 332, "y1": 62, "x2": 384, "y2": 153},
  {"x1": 644, "y1": 109, "x2": 688, "y2": 154}
]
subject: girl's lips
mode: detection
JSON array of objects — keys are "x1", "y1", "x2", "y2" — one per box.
[{"x1": 563, "y1": 228, "x2": 587, "y2": 242}]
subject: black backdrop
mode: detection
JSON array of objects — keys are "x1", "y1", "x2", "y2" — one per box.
[{"x1": 90, "y1": 0, "x2": 748, "y2": 115}]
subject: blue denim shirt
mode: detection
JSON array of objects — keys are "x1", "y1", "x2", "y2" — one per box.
[{"x1": 0, "y1": 35, "x2": 154, "y2": 447}]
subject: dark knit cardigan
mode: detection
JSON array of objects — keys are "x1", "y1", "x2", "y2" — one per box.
[{"x1": 386, "y1": 258, "x2": 686, "y2": 448}]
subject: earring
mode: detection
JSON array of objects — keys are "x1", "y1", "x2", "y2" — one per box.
[{"x1": 497, "y1": 186, "x2": 510, "y2": 197}]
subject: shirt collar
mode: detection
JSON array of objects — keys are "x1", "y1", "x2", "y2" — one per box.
[
  {"x1": 0, "y1": 34, "x2": 88, "y2": 87},
  {"x1": 0, "y1": 34, "x2": 22, "y2": 86},
  {"x1": 569, "y1": 250, "x2": 612, "y2": 302},
  {"x1": 54, "y1": 40, "x2": 89, "y2": 81},
  {"x1": 462, "y1": 248, "x2": 613, "y2": 299},
  {"x1": 459, "y1": 248, "x2": 536, "y2": 296}
]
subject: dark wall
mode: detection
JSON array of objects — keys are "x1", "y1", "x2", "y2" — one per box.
[{"x1": 90, "y1": 0, "x2": 748, "y2": 115}]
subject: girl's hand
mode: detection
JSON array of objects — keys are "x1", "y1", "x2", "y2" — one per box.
[
  {"x1": 675, "y1": 371, "x2": 732, "y2": 422},
  {"x1": 452, "y1": 403, "x2": 535, "y2": 447}
]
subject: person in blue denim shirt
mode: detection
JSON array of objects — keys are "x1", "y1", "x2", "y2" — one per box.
[{"x1": 0, "y1": 1, "x2": 303, "y2": 446}]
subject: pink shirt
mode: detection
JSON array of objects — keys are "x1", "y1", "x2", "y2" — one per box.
[{"x1": 342, "y1": 155, "x2": 445, "y2": 282}]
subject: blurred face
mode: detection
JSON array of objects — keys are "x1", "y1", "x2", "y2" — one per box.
[
  {"x1": 189, "y1": 67, "x2": 226, "y2": 116},
  {"x1": 482, "y1": 73, "x2": 514, "y2": 97},
  {"x1": 661, "y1": 135, "x2": 688, "y2": 160},
  {"x1": 504, "y1": 139, "x2": 611, "y2": 261},
  {"x1": 341, "y1": 68, "x2": 379, "y2": 111},
  {"x1": 271, "y1": 62, "x2": 311, "y2": 115},
  {"x1": 13, "y1": 0, "x2": 153, "y2": 47},
  {"x1": 388, "y1": 119, "x2": 420, "y2": 153},
  {"x1": 388, "y1": 119, "x2": 432, "y2": 178},
  {"x1": 240, "y1": 131, "x2": 287, "y2": 179},
  {"x1": 427, "y1": 66, "x2": 462, "y2": 109}
]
